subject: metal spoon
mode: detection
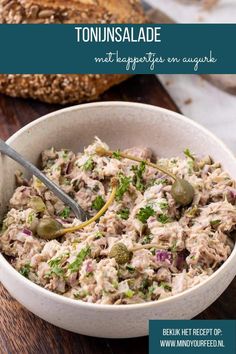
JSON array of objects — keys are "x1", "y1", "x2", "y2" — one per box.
[{"x1": 0, "y1": 138, "x2": 88, "y2": 221}]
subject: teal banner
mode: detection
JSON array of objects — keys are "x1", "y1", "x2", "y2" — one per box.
[
  {"x1": 149, "y1": 320, "x2": 236, "y2": 354},
  {"x1": 0, "y1": 24, "x2": 236, "y2": 74}
]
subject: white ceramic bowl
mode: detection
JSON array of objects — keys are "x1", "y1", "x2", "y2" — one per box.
[{"x1": 0, "y1": 102, "x2": 236, "y2": 338}]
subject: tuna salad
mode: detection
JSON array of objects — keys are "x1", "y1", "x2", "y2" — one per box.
[{"x1": 0, "y1": 137, "x2": 235, "y2": 304}]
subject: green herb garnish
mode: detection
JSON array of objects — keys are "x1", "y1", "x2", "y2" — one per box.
[
  {"x1": 94, "y1": 231, "x2": 104, "y2": 239},
  {"x1": 64, "y1": 178, "x2": 71, "y2": 185},
  {"x1": 48, "y1": 257, "x2": 64, "y2": 277},
  {"x1": 140, "y1": 278, "x2": 149, "y2": 292},
  {"x1": 48, "y1": 257, "x2": 62, "y2": 267},
  {"x1": 184, "y1": 148, "x2": 195, "y2": 160},
  {"x1": 156, "y1": 179, "x2": 169, "y2": 185},
  {"x1": 210, "y1": 219, "x2": 221, "y2": 228},
  {"x1": 126, "y1": 264, "x2": 135, "y2": 272},
  {"x1": 92, "y1": 196, "x2": 105, "y2": 211},
  {"x1": 68, "y1": 246, "x2": 90, "y2": 273},
  {"x1": 83, "y1": 157, "x2": 94, "y2": 171},
  {"x1": 131, "y1": 161, "x2": 146, "y2": 192},
  {"x1": 170, "y1": 241, "x2": 177, "y2": 253},
  {"x1": 157, "y1": 214, "x2": 170, "y2": 224},
  {"x1": 125, "y1": 289, "x2": 134, "y2": 298},
  {"x1": 115, "y1": 174, "x2": 131, "y2": 201},
  {"x1": 136, "y1": 206, "x2": 155, "y2": 223},
  {"x1": 112, "y1": 280, "x2": 119, "y2": 289},
  {"x1": 148, "y1": 285, "x2": 155, "y2": 295},
  {"x1": 160, "y1": 282, "x2": 172, "y2": 291},
  {"x1": 74, "y1": 290, "x2": 89, "y2": 299},
  {"x1": 141, "y1": 235, "x2": 153, "y2": 245},
  {"x1": 59, "y1": 207, "x2": 71, "y2": 219},
  {"x1": 158, "y1": 201, "x2": 168, "y2": 211},
  {"x1": 112, "y1": 150, "x2": 121, "y2": 160},
  {"x1": 19, "y1": 263, "x2": 31, "y2": 278},
  {"x1": 117, "y1": 208, "x2": 130, "y2": 220}
]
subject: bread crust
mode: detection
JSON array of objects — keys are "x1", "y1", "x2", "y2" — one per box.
[
  {"x1": 0, "y1": 74, "x2": 129, "y2": 104},
  {"x1": 0, "y1": 0, "x2": 145, "y2": 24},
  {"x1": 0, "y1": 0, "x2": 145, "y2": 104}
]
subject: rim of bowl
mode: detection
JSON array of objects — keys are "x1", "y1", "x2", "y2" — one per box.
[{"x1": 0, "y1": 101, "x2": 235, "y2": 311}]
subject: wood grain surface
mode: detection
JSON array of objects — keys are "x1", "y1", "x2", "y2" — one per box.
[{"x1": 0, "y1": 75, "x2": 235, "y2": 354}]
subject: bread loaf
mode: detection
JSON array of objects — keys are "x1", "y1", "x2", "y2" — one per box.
[
  {"x1": 0, "y1": 0, "x2": 145, "y2": 24},
  {"x1": 0, "y1": 0, "x2": 146, "y2": 104},
  {"x1": 0, "y1": 74, "x2": 130, "y2": 104}
]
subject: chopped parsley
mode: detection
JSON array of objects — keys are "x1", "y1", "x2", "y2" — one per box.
[
  {"x1": 92, "y1": 196, "x2": 105, "y2": 211},
  {"x1": 83, "y1": 157, "x2": 94, "y2": 171},
  {"x1": 112, "y1": 280, "x2": 119, "y2": 289},
  {"x1": 68, "y1": 246, "x2": 90, "y2": 273},
  {"x1": 131, "y1": 161, "x2": 146, "y2": 192},
  {"x1": 63, "y1": 178, "x2": 71, "y2": 186},
  {"x1": 156, "y1": 178, "x2": 169, "y2": 185},
  {"x1": 94, "y1": 231, "x2": 104, "y2": 239},
  {"x1": 210, "y1": 219, "x2": 221, "y2": 228},
  {"x1": 48, "y1": 257, "x2": 62, "y2": 267},
  {"x1": 136, "y1": 206, "x2": 155, "y2": 223},
  {"x1": 112, "y1": 150, "x2": 121, "y2": 160},
  {"x1": 148, "y1": 285, "x2": 156, "y2": 295},
  {"x1": 47, "y1": 257, "x2": 64, "y2": 277},
  {"x1": 150, "y1": 248, "x2": 157, "y2": 256},
  {"x1": 126, "y1": 264, "x2": 135, "y2": 272},
  {"x1": 117, "y1": 208, "x2": 130, "y2": 220},
  {"x1": 140, "y1": 278, "x2": 150, "y2": 292},
  {"x1": 157, "y1": 214, "x2": 170, "y2": 224},
  {"x1": 158, "y1": 201, "x2": 168, "y2": 211},
  {"x1": 160, "y1": 282, "x2": 172, "y2": 291},
  {"x1": 19, "y1": 263, "x2": 31, "y2": 278},
  {"x1": 59, "y1": 207, "x2": 71, "y2": 219},
  {"x1": 125, "y1": 289, "x2": 134, "y2": 298},
  {"x1": 184, "y1": 148, "x2": 195, "y2": 160},
  {"x1": 74, "y1": 290, "x2": 89, "y2": 299},
  {"x1": 115, "y1": 174, "x2": 131, "y2": 201},
  {"x1": 141, "y1": 235, "x2": 153, "y2": 245}
]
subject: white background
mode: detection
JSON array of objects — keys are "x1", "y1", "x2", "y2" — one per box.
[{"x1": 145, "y1": 0, "x2": 236, "y2": 152}]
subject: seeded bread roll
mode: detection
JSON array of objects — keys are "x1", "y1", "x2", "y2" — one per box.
[
  {"x1": 0, "y1": 74, "x2": 130, "y2": 105},
  {"x1": 0, "y1": 0, "x2": 146, "y2": 104},
  {"x1": 0, "y1": 0, "x2": 145, "y2": 24}
]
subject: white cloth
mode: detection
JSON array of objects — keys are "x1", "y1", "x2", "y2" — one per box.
[
  {"x1": 144, "y1": 0, "x2": 236, "y2": 152},
  {"x1": 146, "y1": 0, "x2": 236, "y2": 23}
]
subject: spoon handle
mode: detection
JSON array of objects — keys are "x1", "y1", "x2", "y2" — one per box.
[{"x1": 0, "y1": 139, "x2": 88, "y2": 221}]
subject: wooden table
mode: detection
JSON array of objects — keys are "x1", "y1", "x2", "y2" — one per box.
[{"x1": 0, "y1": 75, "x2": 235, "y2": 354}]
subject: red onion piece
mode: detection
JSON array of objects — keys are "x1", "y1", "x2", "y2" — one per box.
[
  {"x1": 22, "y1": 228, "x2": 32, "y2": 236},
  {"x1": 156, "y1": 250, "x2": 172, "y2": 263}
]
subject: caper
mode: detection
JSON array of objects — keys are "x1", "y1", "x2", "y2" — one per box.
[
  {"x1": 29, "y1": 196, "x2": 46, "y2": 213},
  {"x1": 36, "y1": 218, "x2": 62, "y2": 240},
  {"x1": 109, "y1": 243, "x2": 131, "y2": 265},
  {"x1": 171, "y1": 178, "x2": 195, "y2": 206}
]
